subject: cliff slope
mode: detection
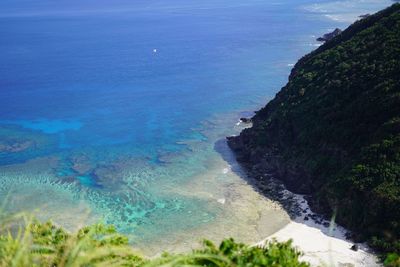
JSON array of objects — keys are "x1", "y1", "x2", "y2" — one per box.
[{"x1": 228, "y1": 4, "x2": 400, "y2": 254}]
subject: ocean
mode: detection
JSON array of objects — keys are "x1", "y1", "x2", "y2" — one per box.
[{"x1": 0, "y1": 0, "x2": 392, "y2": 255}]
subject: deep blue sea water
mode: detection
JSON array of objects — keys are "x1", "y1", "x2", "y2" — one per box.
[{"x1": 0, "y1": 0, "x2": 392, "y2": 254}]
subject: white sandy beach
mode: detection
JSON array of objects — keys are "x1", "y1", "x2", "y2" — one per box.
[{"x1": 259, "y1": 192, "x2": 381, "y2": 267}]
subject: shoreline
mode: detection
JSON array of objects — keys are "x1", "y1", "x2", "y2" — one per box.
[
  {"x1": 258, "y1": 192, "x2": 381, "y2": 266},
  {"x1": 232, "y1": 112, "x2": 382, "y2": 265},
  {"x1": 223, "y1": 135, "x2": 382, "y2": 267},
  {"x1": 232, "y1": 121, "x2": 381, "y2": 266},
  {"x1": 132, "y1": 115, "x2": 292, "y2": 257}
]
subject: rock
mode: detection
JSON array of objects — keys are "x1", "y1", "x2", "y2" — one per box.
[
  {"x1": 350, "y1": 244, "x2": 359, "y2": 251},
  {"x1": 70, "y1": 155, "x2": 92, "y2": 174},
  {"x1": 92, "y1": 164, "x2": 119, "y2": 184},
  {"x1": 317, "y1": 28, "x2": 342, "y2": 42},
  {"x1": 0, "y1": 140, "x2": 34, "y2": 153},
  {"x1": 240, "y1": 117, "x2": 252, "y2": 123},
  {"x1": 304, "y1": 216, "x2": 309, "y2": 221},
  {"x1": 359, "y1": 14, "x2": 370, "y2": 19},
  {"x1": 217, "y1": 198, "x2": 226, "y2": 204}
]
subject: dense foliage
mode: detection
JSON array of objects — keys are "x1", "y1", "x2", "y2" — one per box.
[
  {"x1": 147, "y1": 239, "x2": 308, "y2": 267},
  {"x1": 229, "y1": 3, "x2": 400, "y2": 259},
  {"x1": 0, "y1": 214, "x2": 144, "y2": 266},
  {"x1": 0, "y1": 214, "x2": 309, "y2": 267}
]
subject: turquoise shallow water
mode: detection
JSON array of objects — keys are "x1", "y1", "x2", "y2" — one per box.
[{"x1": 0, "y1": 0, "x2": 392, "y2": 255}]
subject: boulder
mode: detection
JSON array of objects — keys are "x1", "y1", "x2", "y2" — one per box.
[
  {"x1": 317, "y1": 28, "x2": 342, "y2": 42},
  {"x1": 350, "y1": 244, "x2": 359, "y2": 251},
  {"x1": 240, "y1": 117, "x2": 252, "y2": 123}
]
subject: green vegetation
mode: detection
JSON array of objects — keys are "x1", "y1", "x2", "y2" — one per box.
[
  {"x1": 2, "y1": 4, "x2": 400, "y2": 267},
  {"x1": 0, "y1": 213, "x2": 309, "y2": 267},
  {"x1": 229, "y1": 3, "x2": 400, "y2": 263}
]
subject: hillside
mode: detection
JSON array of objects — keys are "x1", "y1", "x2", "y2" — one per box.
[{"x1": 228, "y1": 3, "x2": 400, "y2": 255}]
